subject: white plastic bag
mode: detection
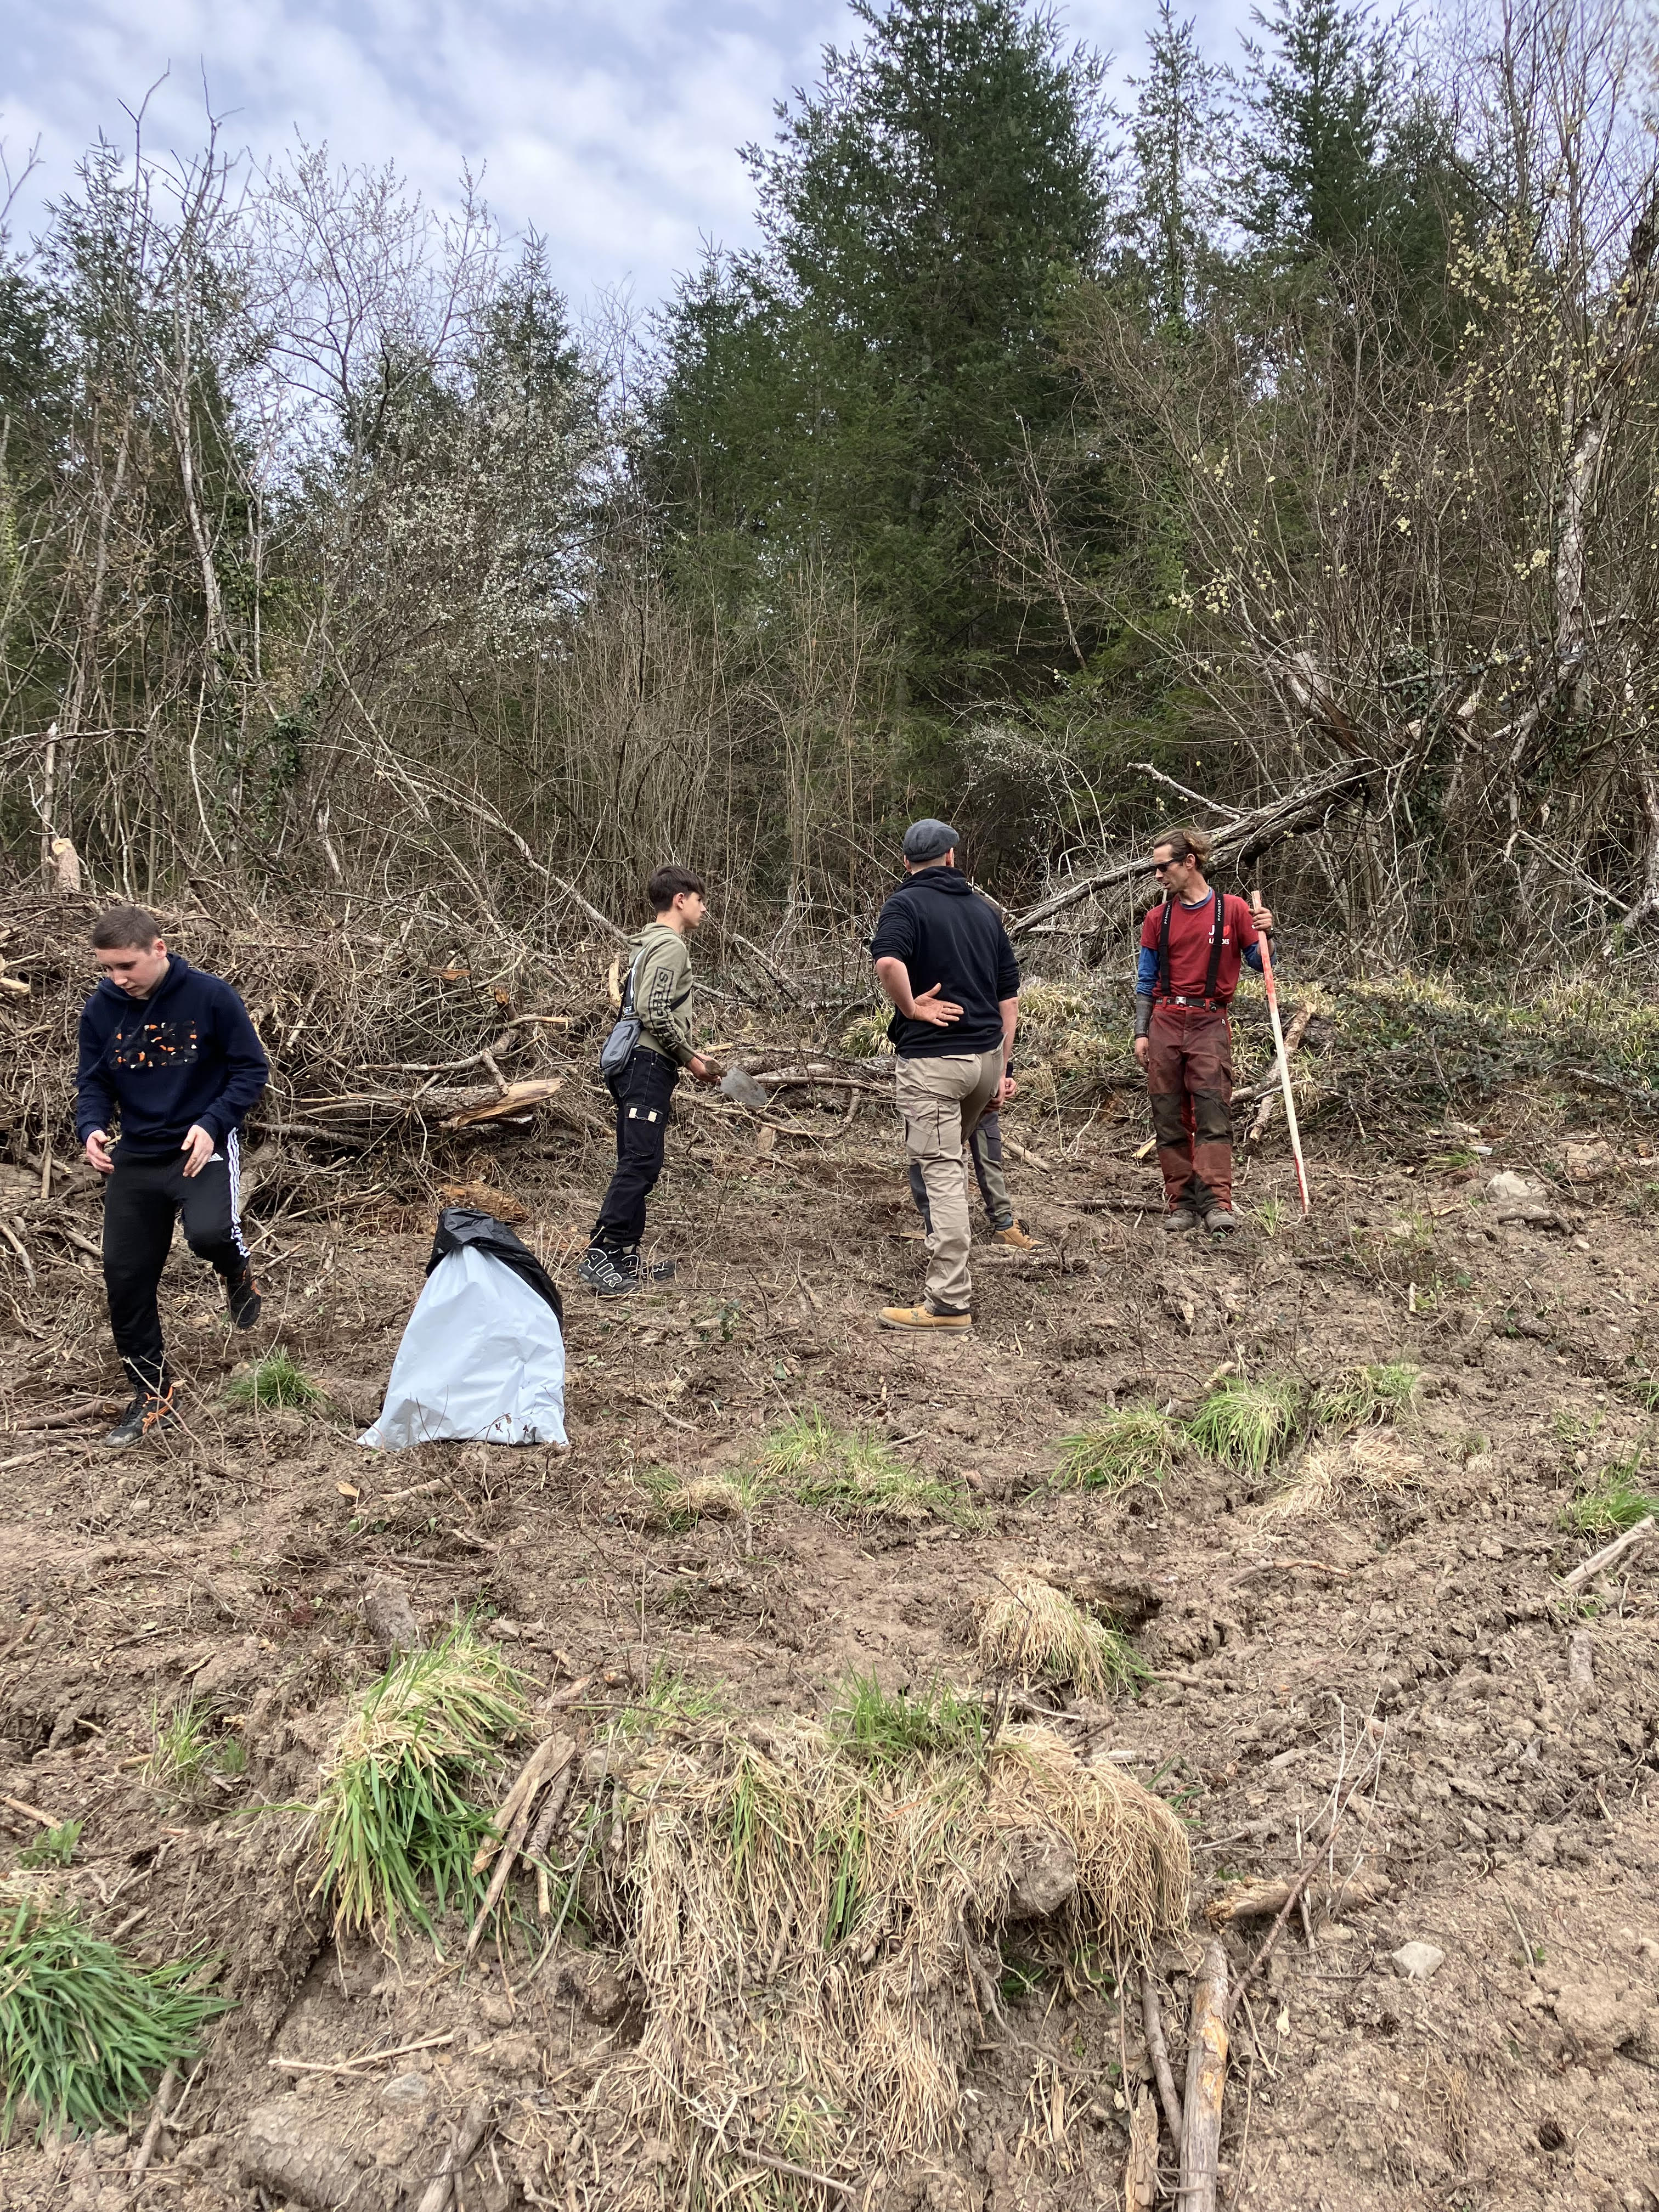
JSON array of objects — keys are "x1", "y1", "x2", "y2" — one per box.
[{"x1": 360, "y1": 1242, "x2": 567, "y2": 1450}]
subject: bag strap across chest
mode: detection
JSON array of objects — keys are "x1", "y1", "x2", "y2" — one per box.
[{"x1": 1157, "y1": 891, "x2": 1228, "y2": 1002}]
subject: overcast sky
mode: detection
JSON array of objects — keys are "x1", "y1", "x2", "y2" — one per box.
[{"x1": 3, "y1": 0, "x2": 1250, "y2": 317}]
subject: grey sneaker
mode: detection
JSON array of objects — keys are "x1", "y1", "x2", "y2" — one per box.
[
  {"x1": 1205, "y1": 1207, "x2": 1240, "y2": 1234},
  {"x1": 1163, "y1": 1207, "x2": 1199, "y2": 1234},
  {"x1": 577, "y1": 1248, "x2": 635, "y2": 1296}
]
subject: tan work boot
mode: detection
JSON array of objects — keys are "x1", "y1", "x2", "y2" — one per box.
[
  {"x1": 877, "y1": 1305, "x2": 972, "y2": 1333},
  {"x1": 991, "y1": 1220, "x2": 1040, "y2": 1249}
]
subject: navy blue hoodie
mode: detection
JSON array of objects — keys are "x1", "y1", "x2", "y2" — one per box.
[
  {"x1": 75, "y1": 955, "x2": 269, "y2": 1156},
  {"x1": 868, "y1": 867, "x2": 1020, "y2": 1058}
]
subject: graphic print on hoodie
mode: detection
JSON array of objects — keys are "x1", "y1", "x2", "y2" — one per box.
[{"x1": 75, "y1": 954, "x2": 270, "y2": 1156}]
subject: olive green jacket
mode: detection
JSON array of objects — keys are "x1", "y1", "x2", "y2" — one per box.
[{"x1": 625, "y1": 923, "x2": 697, "y2": 1065}]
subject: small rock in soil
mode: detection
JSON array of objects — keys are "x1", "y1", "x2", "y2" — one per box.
[
  {"x1": 362, "y1": 1573, "x2": 420, "y2": 1651},
  {"x1": 1391, "y1": 1941, "x2": 1445, "y2": 1980},
  {"x1": 1006, "y1": 1826, "x2": 1078, "y2": 1920},
  {"x1": 381, "y1": 2072, "x2": 430, "y2": 2103}
]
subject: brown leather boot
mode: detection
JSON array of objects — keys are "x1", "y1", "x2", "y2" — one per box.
[
  {"x1": 991, "y1": 1220, "x2": 1039, "y2": 1249},
  {"x1": 877, "y1": 1305, "x2": 972, "y2": 1333}
]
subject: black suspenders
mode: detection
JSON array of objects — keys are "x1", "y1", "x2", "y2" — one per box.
[{"x1": 1158, "y1": 893, "x2": 1227, "y2": 1004}]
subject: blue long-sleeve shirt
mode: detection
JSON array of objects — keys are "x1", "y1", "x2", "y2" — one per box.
[{"x1": 76, "y1": 954, "x2": 269, "y2": 1155}]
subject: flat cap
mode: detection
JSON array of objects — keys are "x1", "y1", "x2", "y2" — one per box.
[{"x1": 902, "y1": 817, "x2": 960, "y2": 864}]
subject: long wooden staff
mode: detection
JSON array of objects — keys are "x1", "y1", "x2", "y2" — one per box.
[{"x1": 1254, "y1": 882, "x2": 1310, "y2": 1215}]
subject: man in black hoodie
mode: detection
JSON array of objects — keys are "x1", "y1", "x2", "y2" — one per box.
[
  {"x1": 75, "y1": 907, "x2": 270, "y2": 1446},
  {"x1": 870, "y1": 821, "x2": 1020, "y2": 1332}
]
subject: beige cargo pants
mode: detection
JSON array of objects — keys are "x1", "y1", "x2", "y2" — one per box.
[{"x1": 895, "y1": 1047, "x2": 1006, "y2": 1312}]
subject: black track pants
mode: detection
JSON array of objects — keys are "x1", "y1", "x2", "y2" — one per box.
[
  {"x1": 102, "y1": 1136, "x2": 251, "y2": 1393},
  {"x1": 591, "y1": 1049, "x2": 679, "y2": 1251}
]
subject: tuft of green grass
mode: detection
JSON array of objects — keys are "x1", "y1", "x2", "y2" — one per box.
[
  {"x1": 312, "y1": 1624, "x2": 529, "y2": 1942},
  {"x1": 1187, "y1": 1375, "x2": 1304, "y2": 1475},
  {"x1": 1314, "y1": 1361, "x2": 1421, "y2": 1432},
  {"x1": 0, "y1": 1897, "x2": 229, "y2": 2142},
  {"x1": 225, "y1": 1348, "x2": 325, "y2": 1411},
  {"x1": 1560, "y1": 1452, "x2": 1659, "y2": 1539},
  {"x1": 1054, "y1": 1406, "x2": 1176, "y2": 1493},
  {"x1": 147, "y1": 1700, "x2": 217, "y2": 1796},
  {"x1": 762, "y1": 1409, "x2": 974, "y2": 1526},
  {"x1": 829, "y1": 1673, "x2": 991, "y2": 1769},
  {"x1": 16, "y1": 1822, "x2": 81, "y2": 1870},
  {"x1": 616, "y1": 1664, "x2": 724, "y2": 1741}
]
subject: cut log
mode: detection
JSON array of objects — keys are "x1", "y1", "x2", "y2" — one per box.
[{"x1": 1178, "y1": 1940, "x2": 1229, "y2": 2212}]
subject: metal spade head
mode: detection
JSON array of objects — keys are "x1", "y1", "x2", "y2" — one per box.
[{"x1": 720, "y1": 1066, "x2": 770, "y2": 1113}]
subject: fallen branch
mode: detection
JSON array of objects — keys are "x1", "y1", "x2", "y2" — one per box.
[
  {"x1": 414, "y1": 2095, "x2": 494, "y2": 2212},
  {"x1": 1560, "y1": 1514, "x2": 1654, "y2": 1592},
  {"x1": 1139, "y1": 1966, "x2": 1184, "y2": 2143},
  {"x1": 1178, "y1": 1941, "x2": 1229, "y2": 2212},
  {"x1": 726, "y1": 2145, "x2": 856, "y2": 2199},
  {"x1": 1007, "y1": 760, "x2": 1374, "y2": 939},
  {"x1": 129, "y1": 2062, "x2": 178, "y2": 2186},
  {"x1": 1248, "y1": 1002, "x2": 1313, "y2": 1143},
  {"x1": 465, "y1": 1736, "x2": 576, "y2": 1956}
]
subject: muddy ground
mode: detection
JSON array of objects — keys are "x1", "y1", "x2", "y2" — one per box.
[{"x1": 2, "y1": 1056, "x2": 1657, "y2": 2212}]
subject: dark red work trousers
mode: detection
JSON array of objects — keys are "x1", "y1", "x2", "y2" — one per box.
[{"x1": 1146, "y1": 1002, "x2": 1234, "y2": 1214}]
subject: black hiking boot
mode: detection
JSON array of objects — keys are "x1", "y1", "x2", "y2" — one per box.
[
  {"x1": 1163, "y1": 1207, "x2": 1199, "y2": 1234},
  {"x1": 1205, "y1": 1207, "x2": 1240, "y2": 1235},
  {"x1": 226, "y1": 1269, "x2": 263, "y2": 1330},
  {"x1": 578, "y1": 1247, "x2": 636, "y2": 1297},
  {"x1": 105, "y1": 1388, "x2": 177, "y2": 1449}
]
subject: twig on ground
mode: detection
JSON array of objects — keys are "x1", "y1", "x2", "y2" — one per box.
[
  {"x1": 725, "y1": 2145, "x2": 856, "y2": 2198},
  {"x1": 1139, "y1": 1966, "x2": 1184, "y2": 2142},
  {"x1": 1560, "y1": 1515, "x2": 1653, "y2": 1590},
  {"x1": 1178, "y1": 1940, "x2": 1229, "y2": 2212},
  {"x1": 465, "y1": 1737, "x2": 575, "y2": 1956},
  {"x1": 129, "y1": 2063, "x2": 178, "y2": 2186},
  {"x1": 414, "y1": 2095, "x2": 493, "y2": 2212}
]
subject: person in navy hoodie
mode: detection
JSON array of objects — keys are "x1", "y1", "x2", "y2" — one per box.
[{"x1": 75, "y1": 907, "x2": 270, "y2": 1446}]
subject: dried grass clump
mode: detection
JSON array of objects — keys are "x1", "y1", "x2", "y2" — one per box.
[
  {"x1": 1314, "y1": 1361, "x2": 1421, "y2": 1432},
  {"x1": 1054, "y1": 1406, "x2": 1176, "y2": 1493},
  {"x1": 761, "y1": 1409, "x2": 973, "y2": 1526},
  {"x1": 312, "y1": 1625, "x2": 529, "y2": 1942},
  {"x1": 1187, "y1": 1375, "x2": 1303, "y2": 1474},
  {"x1": 631, "y1": 1464, "x2": 767, "y2": 1529},
  {"x1": 0, "y1": 1889, "x2": 228, "y2": 2142},
  {"x1": 977, "y1": 1577, "x2": 1146, "y2": 1696},
  {"x1": 1261, "y1": 1431, "x2": 1424, "y2": 1520},
  {"x1": 597, "y1": 1698, "x2": 1188, "y2": 2184}
]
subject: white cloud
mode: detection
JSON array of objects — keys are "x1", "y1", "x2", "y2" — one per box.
[{"x1": 3, "y1": 0, "x2": 1257, "y2": 311}]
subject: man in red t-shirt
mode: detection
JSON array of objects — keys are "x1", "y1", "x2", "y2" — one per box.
[{"x1": 1133, "y1": 826, "x2": 1274, "y2": 1233}]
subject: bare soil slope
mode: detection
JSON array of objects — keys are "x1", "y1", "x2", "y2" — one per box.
[{"x1": 2, "y1": 1018, "x2": 1657, "y2": 2212}]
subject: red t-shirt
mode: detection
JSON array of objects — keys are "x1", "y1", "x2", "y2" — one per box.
[{"x1": 1140, "y1": 891, "x2": 1259, "y2": 1003}]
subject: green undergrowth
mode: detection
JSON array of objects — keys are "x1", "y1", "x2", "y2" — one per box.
[
  {"x1": 1054, "y1": 1405, "x2": 1176, "y2": 1493},
  {"x1": 0, "y1": 1893, "x2": 229, "y2": 2142},
  {"x1": 312, "y1": 1624, "x2": 529, "y2": 1943},
  {"x1": 147, "y1": 1698, "x2": 246, "y2": 1799},
  {"x1": 830, "y1": 1672, "x2": 991, "y2": 1767},
  {"x1": 225, "y1": 1348, "x2": 326, "y2": 1411},
  {"x1": 1314, "y1": 1362, "x2": 1422, "y2": 1431},
  {"x1": 759, "y1": 1409, "x2": 976, "y2": 1526},
  {"x1": 1561, "y1": 1450, "x2": 1659, "y2": 1539},
  {"x1": 16, "y1": 1823, "x2": 81, "y2": 1870},
  {"x1": 1186, "y1": 1375, "x2": 1305, "y2": 1475}
]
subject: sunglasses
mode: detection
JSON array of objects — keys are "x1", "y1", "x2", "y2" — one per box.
[{"x1": 1152, "y1": 856, "x2": 1188, "y2": 874}]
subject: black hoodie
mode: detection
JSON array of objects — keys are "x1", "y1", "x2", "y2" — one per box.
[
  {"x1": 75, "y1": 954, "x2": 269, "y2": 1156},
  {"x1": 868, "y1": 867, "x2": 1020, "y2": 1059}
]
